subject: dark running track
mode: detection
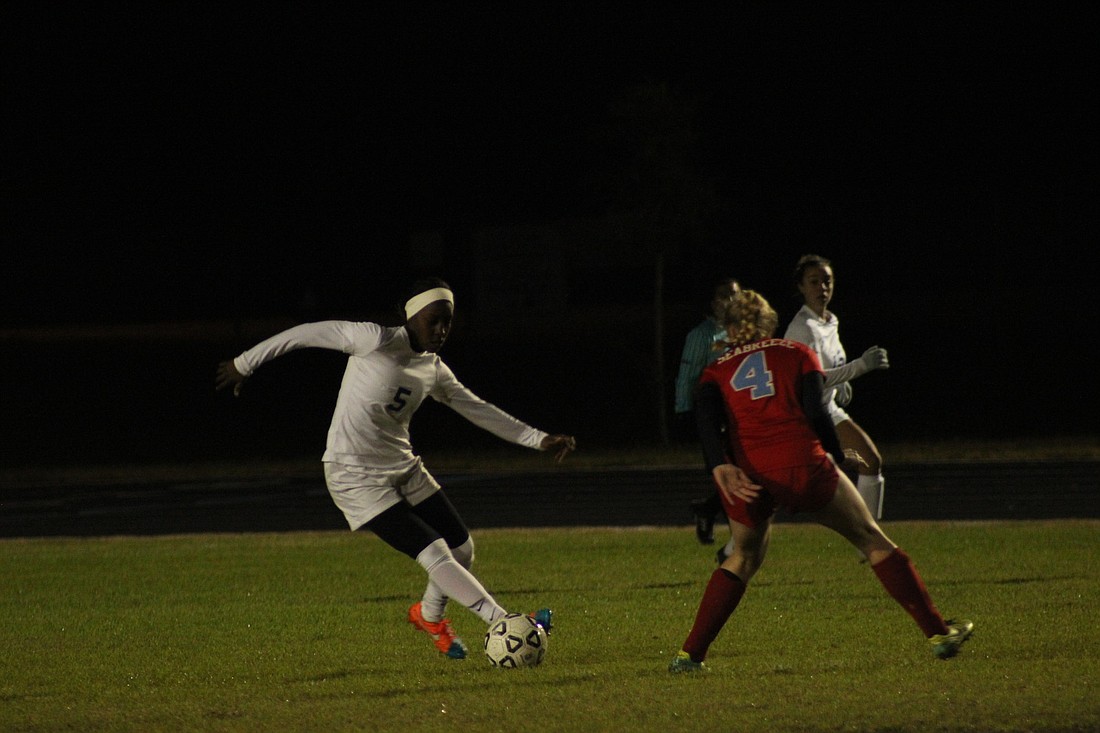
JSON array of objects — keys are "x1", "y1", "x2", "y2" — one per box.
[{"x1": 2, "y1": 462, "x2": 1098, "y2": 538}]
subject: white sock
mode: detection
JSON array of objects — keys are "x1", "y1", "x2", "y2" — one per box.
[
  {"x1": 856, "y1": 474, "x2": 885, "y2": 520},
  {"x1": 415, "y1": 539, "x2": 504, "y2": 624},
  {"x1": 420, "y1": 537, "x2": 475, "y2": 621}
]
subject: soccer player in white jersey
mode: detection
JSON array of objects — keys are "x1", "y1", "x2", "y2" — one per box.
[
  {"x1": 783, "y1": 254, "x2": 890, "y2": 519},
  {"x1": 215, "y1": 277, "x2": 576, "y2": 660}
]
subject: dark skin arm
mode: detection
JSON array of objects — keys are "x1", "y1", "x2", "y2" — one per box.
[{"x1": 215, "y1": 360, "x2": 246, "y2": 396}]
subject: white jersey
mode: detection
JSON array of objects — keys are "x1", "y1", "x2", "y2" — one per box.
[
  {"x1": 783, "y1": 305, "x2": 850, "y2": 424},
  {"x1": 234, "y1": 320, "x2": 548, "y2": 468}
]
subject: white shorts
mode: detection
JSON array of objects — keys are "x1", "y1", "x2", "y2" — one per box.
[
  {"x1": 825, "y1": 399, "x2": 851, "y2": 426},
  {"x1": 323, "y1": 458, "x2": 441, "y2": 531}
]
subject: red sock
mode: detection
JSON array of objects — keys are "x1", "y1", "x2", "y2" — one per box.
[
  {"x1": 871, "y1": 548, "x2": 949, "y2": 637},
  {"x1": 682, "y1": 569, "x2": 747, "y2": 662}
]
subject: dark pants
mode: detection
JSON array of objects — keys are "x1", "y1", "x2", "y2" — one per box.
[{"x1": 364, "y1": 490, "x2": 470, "y2": 559}]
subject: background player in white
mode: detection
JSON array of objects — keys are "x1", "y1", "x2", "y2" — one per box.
[
  {"x1": 215, "y1": 277, "x2": 576, "y2": 660},
  {"x1": 784, "y1": 254, "x2": 890, "y2": 518}
]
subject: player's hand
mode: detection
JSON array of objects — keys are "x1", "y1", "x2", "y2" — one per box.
[
  {"x1": 859, "y1": 346, "x2": 889, "y2": 371},
  {"x1": 712, "y1": 464, "x2": 762, "y2": 504},
  {"x1": 839, "y1": 448, "x2": 868, "y2": 473},
  {"x1": 540, "y1": 434, "x2": 577, "y2": 463},
  {"x1": 215, "y1": 360, "x2": 247, "y2": 397}
]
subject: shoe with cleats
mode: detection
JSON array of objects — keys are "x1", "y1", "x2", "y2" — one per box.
[
  {"x1": 929, "y1": 619, "x2": 974, "y2": 660},
  {"x1": 530, "y1": 608, "x2": 553, "y2": 634},
  {"x1": 407, "y1": 602, "x2": 468, "y2": 660},
  {"x1": 690, "y1": 498, "x2": 717, "y2": 545},
  {"x1": 668, "y1": 650, "x2": 708, "y2": 673}
]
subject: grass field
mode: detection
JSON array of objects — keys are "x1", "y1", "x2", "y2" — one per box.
[{"x1": 2, "y1": 520, "x2": 1097, "y2": 732}]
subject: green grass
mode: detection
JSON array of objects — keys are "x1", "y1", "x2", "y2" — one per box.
[{"x1": 2, "y1": 521, "x2": 1098, "y2": 732}]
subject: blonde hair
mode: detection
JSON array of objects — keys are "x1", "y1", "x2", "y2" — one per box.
[{"x1": 718, "y1": 289, "x2": 779, "y2": 348}]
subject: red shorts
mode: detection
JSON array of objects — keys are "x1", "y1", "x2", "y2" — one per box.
[{"x1": 719, "y1": 456, "x2": 840, "y2": 529}]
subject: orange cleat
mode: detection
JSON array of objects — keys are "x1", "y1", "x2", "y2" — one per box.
[{"x1": 407, "y1": 602, "x2": 468, "y2": 659}]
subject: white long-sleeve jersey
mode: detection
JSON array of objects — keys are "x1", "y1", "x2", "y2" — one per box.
[
  {"x1": 784, "y1": 304, "x2": 847, "y2": 406},
  {"x1": 233, "y1": 320, "x2": 548, "y2": 467}
]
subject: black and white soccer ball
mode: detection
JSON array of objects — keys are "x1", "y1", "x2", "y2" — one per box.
[{"x1": 483, "y1": 613, "x2": 547, "y2": 668}]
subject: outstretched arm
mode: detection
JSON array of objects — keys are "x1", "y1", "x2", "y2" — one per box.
[
  {"x1": 215, "y1": 320, "x2": 375, "y2": 397},
  {"x1": 438, "y1": 372, "x2": 575, "y2": 460},
  {"x1": 822, "y1": 346, "x2": 889, "y2": 388}
]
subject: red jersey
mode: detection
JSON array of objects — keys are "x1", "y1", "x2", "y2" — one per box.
[{"x1": 698, "y1": 338, "x2": 828, "y2": 473}]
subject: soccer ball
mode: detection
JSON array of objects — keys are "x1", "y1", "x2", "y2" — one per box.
[{"x1": 483, "y1": 613, "x2": 547, "y2": 668}]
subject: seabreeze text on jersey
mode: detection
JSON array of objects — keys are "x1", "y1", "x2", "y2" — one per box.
[{"x1": 716, "y1": 338, "x2": 803, "y2": 364}]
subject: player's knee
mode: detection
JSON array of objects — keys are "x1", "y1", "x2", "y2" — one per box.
[
  {"x1": 415, "y1": 538, "x2": 454, "y2": 573},
  {"x1": 451, "y1": 536, "x2": 475, "y2": 568},
  {"x1": 728, "y1": 547, "x2": 764, "y2": 578}
]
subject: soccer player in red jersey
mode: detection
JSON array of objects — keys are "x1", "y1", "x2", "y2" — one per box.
[{"x1": 668, "y1": 290, "x2": 972, "y2": 672}]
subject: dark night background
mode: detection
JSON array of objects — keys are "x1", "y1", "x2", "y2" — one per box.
[{"x1": 1, "y1": 3, "x2": 1095, "y2": 469}]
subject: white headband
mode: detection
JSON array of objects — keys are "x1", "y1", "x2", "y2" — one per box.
[{"x1": 404, "y1": 288, "x2": 454, "y2": 319}]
